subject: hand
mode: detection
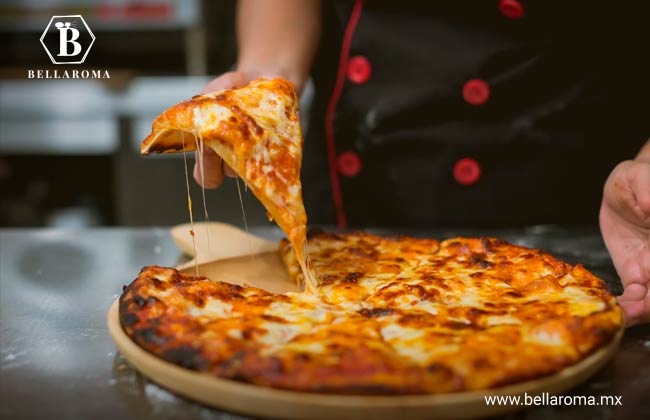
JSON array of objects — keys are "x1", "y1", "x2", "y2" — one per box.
[
  {"x1": 600, "y1": 155, "x2": 650, "y2": 326},
  {"x1": 192, "y1": 71, "x2": 259, "y2": 188}
]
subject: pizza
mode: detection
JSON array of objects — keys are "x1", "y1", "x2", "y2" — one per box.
[
  {"x1": 140, "y1": 77, "x2": 315, "y2": 291},
  {"x1": 119, "y1": 231, "x2": 623, "y2": 394}
]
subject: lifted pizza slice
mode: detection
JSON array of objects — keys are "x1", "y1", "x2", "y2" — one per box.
[{"x1": 141, "y1": 78, "x2": 315, "y2": 291}]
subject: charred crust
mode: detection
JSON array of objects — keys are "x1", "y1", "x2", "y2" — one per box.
[
  {"x1": 398, "y1": 313, "x2": 427, "y2": 324},
  {"x1": 261, "y1": 314, "x2": 287, "y2": 323},
  {"x1": 342, "y1": 272, "x2": 363, "y2": 284},
  {"x1": 229, "y1": 283, "x2": 244, "y2": 293},
  {"x1": 133, "y1": 295, "x2": 146, "y2": 308},
  {"x1": 405, "y1": 284, "x2": 439, "y2": 301},
  {"x1": 480, "y1": 238, "x2": 495, "y2": 253},
  {"x1": 295, "y1": 352, "x2": 311, "y2": 362},
  {"x1": 470, "y1": 255, "x2": 493, "y2": 268},
  {"x1": 242, "y1": 328, "x2": 257, "y2": 340},
  {"x1": 358, "y1": 308, "x2": 394, "y2": 318},
  {"x1": 348, "y1": 247, "x2": 379, "y2": 259},
  {"x1": 319, "y1": 274, "x2": 339, "y2": 286},
  {"x1": 162, "y1": 345, "x2": 209, "y2": 371},
  {"x1": 236, "y1": 354, "x2": 286, "y2": 381},
  {"x1": 445, "y1": 321, "x2": 474, "y2": 330},
  {"x1": 472, "y1": 358, "x2": 494, "y2": 369},
  {"x1": 262, "y1": 356, "x2": 285, "y2": 377},
  {"x1": 468, "y1": 307, "x2": 488, "y2": 316},
  {"x1": 427, "y1": 362, "x2": 452, "y2": 374},
  {"x1": 192, "y1": 296, "x2": 206, "y2": 307},
  {"x1": 238, "y1": 122, "x2": 251, "y2": 141},
  {"x1": 169, "y1": 269, "x2": 183, "y2": 283},
  {"x1": 120, "y1": 312, "x2": 138, "y2": 327},
  {"x1": 133, "y1": 326, "x2": 168, "y2": 346},
  {"x1": 217, "y1": 350, "x2": 247, "y2": 376},
  {"x1": 151, "y1": 278, "x2": 167, "y2": 290}
]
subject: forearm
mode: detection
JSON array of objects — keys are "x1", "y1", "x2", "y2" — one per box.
[{"x1": 236, "y1": 0, "x2": 321, "y2": 92}]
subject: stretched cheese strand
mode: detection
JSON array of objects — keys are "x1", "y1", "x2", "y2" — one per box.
[
  {"x1": 194, "y1": 131, "x2": 211, "y2": 251},
  {"x1": 181, "y1": 131, "x2": 199, "y2": 277},
  {"x1": 196, "y1": 128, "x2": 255, "y2": 264},
  {"x1": 293, "y1": 235, "x2": 316, "y2": 294},
  {"x1": 235, "y1": 177, "x2": 255, "y2": 260}
]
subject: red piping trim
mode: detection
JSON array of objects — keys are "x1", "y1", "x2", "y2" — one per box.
[{"x1": 325, "y1": 0, "x2": 364, "y2": 228}]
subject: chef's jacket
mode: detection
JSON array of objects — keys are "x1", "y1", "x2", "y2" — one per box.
[{"x1": 301, "y1": 0, "x2": 648, "y2": 228}]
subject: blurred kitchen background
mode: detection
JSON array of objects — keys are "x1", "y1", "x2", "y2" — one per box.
[{"x1": 0, "y1": 0, "x2": 290, "y2": 228}]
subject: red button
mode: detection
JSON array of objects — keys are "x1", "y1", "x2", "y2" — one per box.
[
  {"x1": 454, "y1": 158, "x2": 481, "y2": 185},
  {"x1": 462, "y1": 79, "x2": 490, "y2": 105},
  {"x1": 347, "y1": 55, "x2": 372, "y2": 84},
  {"x1": 498, "y1": 0, "x2": 525, "y2": 19},
  {"x1": 337, "y1": 151, "x2": 362, "y2": 177}
]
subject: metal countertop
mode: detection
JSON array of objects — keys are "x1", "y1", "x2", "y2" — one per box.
[{"x1": 1, "y1": 227, "x2": 648, "y2": 420}]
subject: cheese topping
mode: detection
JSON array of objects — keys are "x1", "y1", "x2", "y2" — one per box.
[
  {"x1": 121, "y1": 233, "x2": 622, "y2": 395},
  {"x1": 141, "y1": 78, "x2": 316, "y2": 292}
]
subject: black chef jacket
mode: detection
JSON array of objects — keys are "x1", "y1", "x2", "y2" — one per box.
[{"x1": 301, "y1": 0, "x2": 648, "y2": 229}]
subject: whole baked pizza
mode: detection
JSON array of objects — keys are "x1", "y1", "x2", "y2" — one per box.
[
  {"x1": 120, "y1": 230, "x2": 622, "y2": 394},
  {"x1": 121, "y1": 78, "x2": 623, "y2": 395}
]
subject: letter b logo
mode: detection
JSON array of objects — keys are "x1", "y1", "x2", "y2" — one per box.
[
  {"x1": 55, "y1": 22, "x2": 82, "y2": 57},
  {"x1": 40, "y1": 16, "x2": 95, "y2": 64}
]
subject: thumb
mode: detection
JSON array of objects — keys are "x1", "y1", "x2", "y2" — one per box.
[{"x1": 193, "y1": 148, "x2": 224, "y2": 189}]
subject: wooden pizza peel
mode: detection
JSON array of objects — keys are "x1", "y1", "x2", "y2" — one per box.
[
  {"x1": 108, "y1": 222, "x2": 624, "y2": 420},
  {"x1": 170, "y1": 222, "x2": 299, "y2": 293}
]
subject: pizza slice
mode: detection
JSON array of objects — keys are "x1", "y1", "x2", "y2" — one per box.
[{"x1": 141, "y1": 78, "x2": 315, "y2": 291}]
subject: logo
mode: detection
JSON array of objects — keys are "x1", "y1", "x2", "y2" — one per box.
[
  {"x1": 29, "y1": 15, "x2": 109, "y2": 79},
  {"x1": 40, "y1": 15, "x2": 95, "y2": 65}
]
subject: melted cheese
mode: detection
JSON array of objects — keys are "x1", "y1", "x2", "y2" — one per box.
[
  {"x1": 190, "y1": 300, "x2": 233, "y2": 318},
  {"x1": 141, "y1": 78, "x2": 316, "y2": 293},
  {"x1": 124, "y1": 230, "x2": 623, "y2": 395},
  {"x1": 180, "y1": 131, "x2": 199, "y2": 276}
]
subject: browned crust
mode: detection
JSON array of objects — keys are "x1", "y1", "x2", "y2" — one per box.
[
  {"x1": 119, "y1": 266, "x2": 444, "y2": 394},
  {"x1": 140, "y1": 78, "x2": 298, "y2": 156}
]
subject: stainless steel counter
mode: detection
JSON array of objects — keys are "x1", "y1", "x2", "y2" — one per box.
[{"x1": 1, "y1": 227, "x2": 649, "y2": 420}]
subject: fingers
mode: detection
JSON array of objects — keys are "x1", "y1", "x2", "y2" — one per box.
[
  {"x1": 199, "y1": 71, "x2": 258, "y2": 95},
  {"x1": 626, "y1": 162, "x2": 650, "y2": 221},
  {"x1": 604, "y1": 160, "x2": 650, "y2": 226},
  {"x1": 619, "y1": 282, "x2": 648, "y2": 302},
  {"x1": 603, "y1": 161, "x2": 636, "y2": 217},
  {"x1": 193, "y1": 72, "x2": 248, "y2": 187},
  {"x1": 191, "y1": 71, "x2": 253, "y2": 188},
  {"x1": 192, "y1": 147, "x2": 238, "y2": 188},
  {"x1": 617, "y1": 251, "x2": 650, "y2": 326},
  {"x1": 223, "y1": 164, "x2": 237, "y2": 178},
  {"x1": 618, "y1": 294, "x2": 650, "y2": 327},
  {"x1": 193, "y1": 148, "x2": 223, "y2": 189}
]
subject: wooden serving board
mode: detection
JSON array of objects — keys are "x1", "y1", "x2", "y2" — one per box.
[
  {"x1": 107, "y1": 223, "x2": 624, "y2": 420},
  {"x1": 171, "y1": 222, "x2": 278, "y2": 270}
]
